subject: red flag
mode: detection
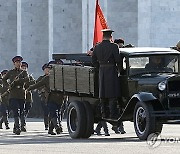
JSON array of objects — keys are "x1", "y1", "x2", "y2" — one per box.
[{"x1": 93, "y1": 0, "x2": 109, "y2": 46}]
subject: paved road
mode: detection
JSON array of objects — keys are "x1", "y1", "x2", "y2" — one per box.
[{"x1": 0, "y1": 118, "x2": 180, "y2": 154}]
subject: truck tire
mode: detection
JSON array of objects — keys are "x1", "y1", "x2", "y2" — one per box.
[
  {"x1": 82, "y1": 101, "x2": 94, "y2": 138},
  {"x1": 67, "y1": 101, "x2": 86, "y2": 138},
  {"x1": 133, "y1": 101, "x2": 162, "y2": 140}
]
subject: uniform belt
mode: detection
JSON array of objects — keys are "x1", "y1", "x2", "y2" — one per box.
[
  {"x1": 15, "y1": 86, "x2": 23, "y2": 89},
  {"x1": 100, "y1": 63, "x2": 115, "y2": 67}
]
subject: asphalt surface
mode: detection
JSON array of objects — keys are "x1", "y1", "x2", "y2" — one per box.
[{"x1": 0, "y1": 118, "x2": 180, "y2": 154}]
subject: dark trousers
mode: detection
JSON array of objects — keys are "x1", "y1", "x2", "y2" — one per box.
[
  {"x1": 9, "y1": 98, "x2": 25, "y2": 128},
  {"x1": 0, "y1": 104, "x2": 9, "y2": 126},
  {"x1": 95, "y1": 121, "x2": 109, "y2": 133},
  {"x1": 41, "y1": 101, "x2": 49, "y2": 128},
  {"x1": 47, "y1": 102, "x2": 61, "y2": 120},
  {"x1": 24, "y1": 102, "x2": 32, "y2": 117},
  {"x1": 101, "y1": 98, "x2": 117, "y2": 118}
]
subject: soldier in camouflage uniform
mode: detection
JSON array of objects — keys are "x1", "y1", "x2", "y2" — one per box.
[
  {"x1": 0, "y1": 70, "x2": 10, "y2": 129},
  {"x1": 27, "y1": 63, "x2": 63, "y2": 135},
  {"x1": 20, "y1": 61, "x2": 35, "y2": 131},
  {"x1": 3, "y1": 56, "x2": 29, "y2": 135}
]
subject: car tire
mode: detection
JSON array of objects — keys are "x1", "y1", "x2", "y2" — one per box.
[
  {"x1": 81, "y1": 101, "x2": 94, "y2": 138},
  {"x1": 67, "y1": 101, "x2": 86, "y2": 138},
  {"x1": 133, "y1": 101, "x2": 162, "y2": 140}
]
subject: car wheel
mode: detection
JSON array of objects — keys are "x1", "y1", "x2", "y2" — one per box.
[
  {"x1": 81, "y1": 101, "x2": 94, "y2": 138},
  {"x1": 133, "y1": 101, "x2": 162, "y2": 140},
  {"x1": 67, "y1": 101, "x2": 86, "y2": 138}
]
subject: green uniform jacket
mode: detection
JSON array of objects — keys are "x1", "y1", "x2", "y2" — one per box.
[
  {"x1": 3, "y1": 68, "x2": 29, "y2": 100},
  {"x1": 36, "y1": 75, "x2": 47, "y2": 102},
  {"x1": 0, "y1": 81, "x2": 9, "y2": 105},
  {"x1": 25, "y1": 75, "x2": 35, "y2": 103},
  {"x1": 28, "y1": 75, "x2": 63, "y2": 104}
]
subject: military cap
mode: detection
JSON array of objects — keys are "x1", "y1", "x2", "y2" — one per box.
[
  {"x1": 1, "y1": 69, "x2": 8, "y2": 75},
  {"x1": 114, "y1": 38, "x2": 125, "y2": 45},
  {"x1": 48, "y1": 60, "x2": 63, "y2": 66},
  {"x1": 12, "y1": 56, "x2": 23, "y2": 63},
  {"x1": 101, "y1": 29, "x2": 114, "y2": 33},
  {"x1": 42, "y1": 63, "x2": 50, "y2": 71},
  {"x1": 176, "y1": 41, "x2": 180, "y2": 48},
  {"x1": 22, "y1": 61, "x2": 28, "y2": 68}
]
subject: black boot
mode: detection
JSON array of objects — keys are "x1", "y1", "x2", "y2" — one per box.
[
  {"x1": 51, "y1": 118, "x2": 61, "y2": 134},
  {"x1": 20, "y1": 115, "x2": 26, "y2": 132},
  {"x1": 0, "y1": 118, "x2": 3, "y2": 129},
  {"x1": 118, "y1": 122, "x2": 126, "y2": 134},
  {"x1": 48, "y1": 121, "x2": 56, "y2": 135},
  {"x1": 13, "y1": 117, "x2": 21, "y2": 135},
  {"x1": 3, "y1": 116, "x2": 10, "y2": 130},
  {"x1": 112, "y1": 126, "x2": 120, "y2": 134},
  {"x1": 44, "y1": 116, "x2": 49, "y2": 130}
]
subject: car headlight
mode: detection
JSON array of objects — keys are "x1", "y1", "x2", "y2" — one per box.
[{"x1": 158, "y1": 81, "x2": 166, "y2": 91}]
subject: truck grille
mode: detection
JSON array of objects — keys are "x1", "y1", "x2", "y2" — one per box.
[{"x1": 168, "y1": 80, "x2": 180, "y2": 108}]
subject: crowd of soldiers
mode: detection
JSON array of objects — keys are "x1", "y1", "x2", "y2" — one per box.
[{"x1": 0, "y1": 56, "x2": 64, "y2": 135}]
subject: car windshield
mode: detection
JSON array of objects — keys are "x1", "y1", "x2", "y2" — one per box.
[{"x1": 129, "y1": 55, "x2": 179, "y2": 76}]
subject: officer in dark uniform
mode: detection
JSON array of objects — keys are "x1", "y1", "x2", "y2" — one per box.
[
  {"x1": 3, "y1": 56, "x2": 29, "y2": 135},
  {"x1": 36, "y1": 63, "x2": 50, "y2": 130},
  {"x1": 20, "y1": 61, "x2": 35, "y2": 131},
  {"x1": 27, "y1": 63, "x2": 63, "y2": 135},
  {"x1": 0, "y1": 70, "x2": 10, "y2": 129},
  {"x1": 92, "y1": 29, "x2": 121, "y2": 119}
]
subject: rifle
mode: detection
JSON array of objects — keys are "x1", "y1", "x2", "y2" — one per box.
[{"x1": 0, "y1": 70, "x2": 26, "y2": 98}]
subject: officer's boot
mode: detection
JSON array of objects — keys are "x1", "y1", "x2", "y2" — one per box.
[
  {"x1": 3, "y1": 116, "x2": 10, "y2": 129},
  {"x1": 102, "y1": 121, "x2": 110, "y2": 136},
  {"x1": 118, "y1": 122, "x2": 126, "y2": 134},
  {"x1": 94, "y1": 122, "x2": 102, "y2": 135},
  {"x1": 59, "y1": 121, "x2": 63, "y2": 133},
  {"x1": 112, "y1": 126, "x2": 120, "y2": 134},
  {"x1": 13, "y1": 117, "x2": 21, "y2": 135},
  {"x1": 20, "y1": 115, "x2": 26, "y2": 132},
  {"x1": 51, "y1": 118, "x2": 61, "y2": 134},
  {"x1": 44, "y1": 116, "x2": 49, "y2": 130},
  {"x1": 0, "y1": 117, "x2": 3, "y2": 129},
  {"x1": 48, "y1": 121, "x2": 56, "y2": 135}
]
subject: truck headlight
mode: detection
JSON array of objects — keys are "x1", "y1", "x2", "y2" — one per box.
[{"x1": 158, "y1": 81, "x2": 166, "y2": 91}]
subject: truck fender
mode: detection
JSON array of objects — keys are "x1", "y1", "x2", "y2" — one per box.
[{"x1": 120, "y1": 92, "x2": 163, "y2": 121}]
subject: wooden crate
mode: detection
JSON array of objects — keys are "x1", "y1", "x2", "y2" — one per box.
[
  {"x1": 76, "y1": 66, "x2": 94, "y2": 94},
  {"x1": 63, "y1": 65, "x2": 76, "y2": 92},
  {"x1": 54, "y1": 65, "x2": 63, "y2": 91},
  {"x1": 49, "y1": 67, "x2": 55, "y2": 90}
]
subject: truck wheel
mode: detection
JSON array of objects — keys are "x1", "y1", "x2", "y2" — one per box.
[
  {"x1": 133, "y1": 101, "x2": 162, "y2": 140},
  {"x1": 82, "y1": 101, "x2": 94, "y2": 138},
  {"x1": 67, "y1": 101, "x2": 86, "y2": 138}
]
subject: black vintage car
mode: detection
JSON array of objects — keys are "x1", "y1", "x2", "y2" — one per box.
[{"x1": 51, "y1": 47, "x2": 180, "y2": 140}]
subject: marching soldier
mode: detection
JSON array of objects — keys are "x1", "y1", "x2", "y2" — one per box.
[
  {"x1": 3, "y1": 56, "x2": 29, "y2": 135},
  {"x1": 27, "y1": 62, "x2": 63, "y2": 135},
  {"x1": 20, "y1": 61, "x2": 35, "y2": 131},
  {"x1": 0, "y1": 70, "x2": 10, "y2": 129},
  {"x1": 36, "y1": 63, "x2": 50, "y2": 130}
]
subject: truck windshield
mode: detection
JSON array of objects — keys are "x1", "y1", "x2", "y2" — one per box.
[{"x1": 129, "y1": 55, "x2": 179, "y2": 76}]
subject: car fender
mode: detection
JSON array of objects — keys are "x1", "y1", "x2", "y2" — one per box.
[{"x1": 121, "y1": 92, "x2": 163, "y2": 121}]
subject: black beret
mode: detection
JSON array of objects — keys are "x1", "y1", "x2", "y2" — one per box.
[
  {"x1": 114, "y1": 38, "x2": 124, "y2": 45},
  {"x1": 12, "y1": 56, "x2": 23, "y2": 63},
  {"x1": 42, "y1": 63, "x2": 50, "y2": 70},
  {"x1": 22, "y1": 61, "x2": 28, "y2": 68},
  {"x1": 48, "y1": 60, "x2": 63, "y2": 66},
  {"x1": 1, "y1": 69, "x2": 8, "y2": 75}
]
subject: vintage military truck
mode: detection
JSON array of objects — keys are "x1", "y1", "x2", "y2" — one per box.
[{"x1": 49, "y1": 47, "x2": 180, "y2": 140}]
